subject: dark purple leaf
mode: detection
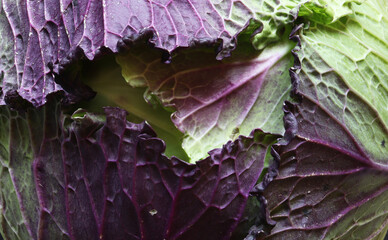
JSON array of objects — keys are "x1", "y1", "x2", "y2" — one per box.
[
  {"x1": 0, "y1": 0, "x2": 261, "y2": 107},
  {"x1": 0, "y1": 100, "x2": 278, "y2": 239}
]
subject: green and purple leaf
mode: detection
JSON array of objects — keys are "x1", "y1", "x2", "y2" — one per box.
[
  {"x1": 262, "y1": 0, "x2": 388, "y2": 238},
  {"x1": 115, "y1": 38, "x2": 294, "y2": 160}
]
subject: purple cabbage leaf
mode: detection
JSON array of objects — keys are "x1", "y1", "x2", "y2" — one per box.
[
  {"x1": 0, "y1": 0, "x2": 300, "y2": 161},
  {"x1": 0, "y1": 0, "x2": 268, "y2": 107},
  {"x1": 1, "y1": 0, "x2": 387, "y2": 239},
  {"x1": 0, "y1": 98, "x2": 278, "y2": 239},
  {"x1": 0, "y1": 1, "x2": 296, "y2": 238}
]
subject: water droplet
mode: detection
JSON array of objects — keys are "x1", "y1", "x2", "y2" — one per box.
[{"x1": 149, "y1": 209, "x2": 158, "y2": 216}]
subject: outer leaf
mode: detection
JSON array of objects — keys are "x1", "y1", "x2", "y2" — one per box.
[
  {"x1": 0, "y1": 100, "x2": 277, "y2": 240},
  {"x1": 116, "y1": 39, "x2": 294, "y2": 161},
  {"x1": 263, "y1": 101, "x2": 388, "y2": 239},
  {"x1": 262, "y1": 0, "x2": 388, "y2": 238},
  {"x1": 0, "y1": 0, "x2": 263, "y2": 107},
  {"x1": 293, "y1": 0, "x2": 388, "y2": 160}
]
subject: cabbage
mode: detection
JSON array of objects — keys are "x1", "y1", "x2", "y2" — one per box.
[{"x1": 0, "y1": 0, "x2": 387, "y2": 239}]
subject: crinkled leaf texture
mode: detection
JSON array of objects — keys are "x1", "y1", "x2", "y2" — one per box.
[
  {"x1": 113, "y1": 0, "x2": 364, "y2": 161},
  {"x1": 116, "y1": 39, "x2": 294, "y2": 161},
  {"x1": 0, "y1": 100, "x2": 277, "y2": 240},
  {"x1": 245, "y1": 0, "x2": 364, "y2": 49},
  {"x1": 0, "y1": 0, "x2": 263, "y2": 107},
  {"x1": 262, "y1": 0, "x2": 388, "y2": 239},
  {"x1": 263, "y1": 101, "x2": 388, "y2": 239},
  {"x1": 114, "y1": 0, "x2": 304, "y2": 161}
]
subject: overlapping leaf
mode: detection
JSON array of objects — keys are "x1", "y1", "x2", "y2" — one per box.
[
  {"x1": 116, "y1": 38, "x2": 294, "y2": 161},
  {"x1": 263, "y1": 101, "x2": 388, "y2": 239},
  {"x1": 112, "y1": 0, "x2": 307, "y2": 160},
  {"x1": 113, "y1": 0, "x2": 364, "y2": 161},
  {"x1": 0, "y1": 0, "x2": 269, "y2": 107},
  {"x1": 262, "y1": 0, "x2": 388, "y2": 238},
  {"x1": 0, "y1": 100, "x2": 277, "y2": 240}
]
